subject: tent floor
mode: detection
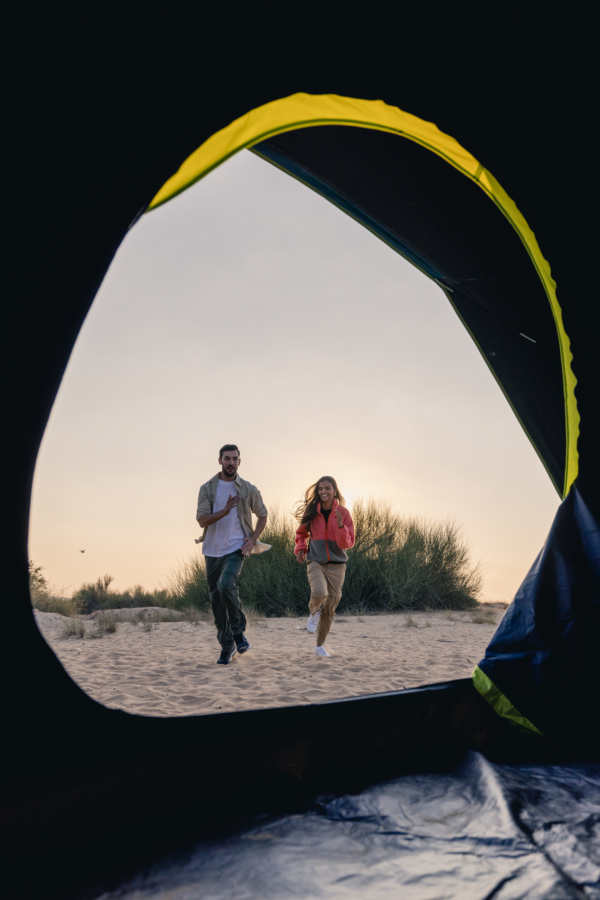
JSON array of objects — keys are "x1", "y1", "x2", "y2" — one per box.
[
  {"x1": 6, "y1": 679, "x2": 598, "y2": 898},
  {"x1": 93, "y1": 750, "x2": 600, "y2": 899}
]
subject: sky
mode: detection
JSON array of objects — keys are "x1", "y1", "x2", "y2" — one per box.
[{"x1": 29, "y1": 149, "x2": 559, "y2": 600}]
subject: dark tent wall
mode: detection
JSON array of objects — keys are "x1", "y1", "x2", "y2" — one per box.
[
  {"x1": 476, "y1": 485, "x2": 600, "y2": 741},
  {"x1": 5, "y1": 16, "x2": 599, "y2": 896}
]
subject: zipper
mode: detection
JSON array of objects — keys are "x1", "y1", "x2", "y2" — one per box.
[{"x1": 323, "y1": 503, "x2": 330, "y2": 562}]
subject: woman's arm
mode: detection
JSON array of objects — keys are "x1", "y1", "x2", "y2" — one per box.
[
  {"x1": 295, "y1": 523, "x2": 309, "y2": 561},
  {"x1": 334, "y1": 508, "x2": 355, "y2": 549}
]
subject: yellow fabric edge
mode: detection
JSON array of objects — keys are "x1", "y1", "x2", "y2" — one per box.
[
  {"x1": 472, "y1": 665, "x2": 544, "y2": 736},
  {"x1": 147, "y1": 93, "x2": 579, "y2": 495},
  {"x1": 477, "y1": 172, "x2": 579, "y2": 497}
]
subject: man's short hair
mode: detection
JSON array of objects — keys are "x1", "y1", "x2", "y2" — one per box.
[{"x1": 219, "y1": 444, "x2": 240, "y2": 458}]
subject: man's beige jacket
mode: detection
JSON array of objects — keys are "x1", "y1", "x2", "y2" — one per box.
[{"x1": 196, "y1": 473, "x2": 268, "y2": 543}]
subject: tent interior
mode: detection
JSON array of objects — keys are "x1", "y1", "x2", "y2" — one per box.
[{"x1": 6, "y1": 87, "x2": 599, "y2": 899}]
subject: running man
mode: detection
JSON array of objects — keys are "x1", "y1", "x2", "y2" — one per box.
[{"x1": 196, "y1": 444, "x2": 268, "y2": 664}]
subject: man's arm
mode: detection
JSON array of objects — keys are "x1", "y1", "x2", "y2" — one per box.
[
  {"x1": 197, "y1": 494, "x2": 240, "y2": 528},
  {"x1": 241, "y1": 515, "x2": 268, "y2": 557}
]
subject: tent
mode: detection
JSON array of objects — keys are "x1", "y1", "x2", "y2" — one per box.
[
  {"x1": 146, "y1": 91, "x2": 600, "y2": 744},
  {"x1": 5, "y1": 24, "x2": 599, "y2": 898}
]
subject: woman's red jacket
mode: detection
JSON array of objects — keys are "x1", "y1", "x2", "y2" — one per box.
[{"x1": 294, "y1": 500, "x2": 355, "y2": 564}]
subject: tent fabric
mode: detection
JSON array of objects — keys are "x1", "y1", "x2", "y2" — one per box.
[
  {"x1": 94, "y1": 751, "x2": 600, "y2": 899},
  {"x1": 472, "y1": 665, "x2": 544, "y2": 736},
  {"x1": 475, "y1": 484, "x2": 600, "y2": 739},
  {"x1": 146, "y1": 92, "x2": 579, "y2": 497},
  {"x1": 6, "y1": 35, "x2": 600, "y2": 897}
]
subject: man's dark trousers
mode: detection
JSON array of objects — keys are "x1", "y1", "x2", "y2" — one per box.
[{"x1": 205, "y1": 550, "x2": 246, "y2": 651}]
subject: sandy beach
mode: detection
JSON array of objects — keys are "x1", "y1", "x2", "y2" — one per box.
[{"x1": 34, "y1": 607, "x2": 504, "y2": 717}]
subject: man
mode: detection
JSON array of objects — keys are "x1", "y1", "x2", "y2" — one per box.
[{"x1": 196, "y1": 444, "x2": 268, "y2": 664}]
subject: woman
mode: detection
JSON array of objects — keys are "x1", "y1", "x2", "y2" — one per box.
[{"x1": 295, "y1": 477, "x2": 355, "y2": 657}]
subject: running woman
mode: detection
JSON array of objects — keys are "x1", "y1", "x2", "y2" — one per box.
[{"x1": 294, "y1": 477, "x2": 355, "y2": 657}]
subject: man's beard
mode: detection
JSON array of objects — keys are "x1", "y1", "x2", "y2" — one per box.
[{"x1": 222, "y1": 465, "x2": 237, "y2": 478}]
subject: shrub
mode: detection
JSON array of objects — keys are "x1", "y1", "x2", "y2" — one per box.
[
  {"x1": 64, "y1": 498, "x2": 482, "y2": 617},
  {"x1": 73, "y1": 575, "x2": 172, "y2": 613},
  {"x1": 346, "y1": 499, "x2": 481, "y2": 611},
  {"x1": 163, "y1": 555, "x2": 210, "y2": 610},
  {"x1": 72, "y1": 575, "x2": 114, "y2": 613},
  {"x1": 225, "y1": 507, "x2": 307, "y2": 617},
  {"x1": 29, "y1": 560, "x2": 78, "y2": 617},
  {"x1": 164, "y1": 498, "x2": 482, "y2": 616}
]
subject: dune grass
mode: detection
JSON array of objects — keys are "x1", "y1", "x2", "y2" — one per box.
[
  {"x1": 470, "y1": 609, "x2": 497, "y2": 625},
  {"x1": 96, "y1": 611, "x2": 119, "y2": 633},
  {"x1": 33, "y1": 498, "x2": 483, "y2": 619},
  {"x1": 63, "y1": 617, "x2": 86, "y2": 638}
]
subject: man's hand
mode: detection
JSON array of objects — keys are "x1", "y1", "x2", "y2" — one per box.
[
  {"x1": 197, "y1": 494, "x2": 240, "y2": 529},
  {"x1": 296, "y1": 552, "x2": 307, "y2": 563},
  {"x1": 241, "y1": 515, "x2": 268, "y2": 558},
  {"x1": 224, "y1": 494, "x2": 240, "y2": 515},
  {"x1": 241, "y1": 536, "x2": 256, "y2": 557},
  {"x1": 335, "y1": 509, "x2": 344, "y2": 528}
]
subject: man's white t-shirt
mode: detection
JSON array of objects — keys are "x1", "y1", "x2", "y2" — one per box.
[{"x1": 202, "y1": 478, "x2": 245, "y2": 557}]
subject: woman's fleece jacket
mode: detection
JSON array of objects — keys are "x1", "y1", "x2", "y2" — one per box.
[{"x1": 294, "y1": 500, "x2": 355, "y2": 564}]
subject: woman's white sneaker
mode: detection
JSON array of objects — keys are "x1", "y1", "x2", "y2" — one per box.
[
  {"x1": 314, "y1": 645, "x2": 331, "y2": 658},
  {"x1": 307, "y1": 609, "x2": 321, "y2": 634}
]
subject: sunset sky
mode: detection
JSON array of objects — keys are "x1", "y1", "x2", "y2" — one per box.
[{"x1": 29, "y1": 149, "x2": 560, "y2": 600}]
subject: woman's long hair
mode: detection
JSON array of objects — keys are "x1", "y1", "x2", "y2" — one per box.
[{"x1": 295, "y1": 476, "x2": 346, "y2": 531}]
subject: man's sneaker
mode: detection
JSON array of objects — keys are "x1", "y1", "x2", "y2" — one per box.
[
  {"x1": 217, "y1": 646, "x2": 238, "y2": 665},
  {"x1": 307, "y1": 608, "x2": 321, "y2": 634},
  {"x1": 314, "y1": 645, "x2": 331, "y2": 658},
  {"x1": 234, "y1": 633, "x2": 251, "y2": 654}
]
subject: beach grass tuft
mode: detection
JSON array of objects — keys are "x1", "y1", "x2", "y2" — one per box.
[
  {"x1": 470, "y1": 610, "x2": 497, "y2": 625},
  {"x1": 154, "y1": 609, "x2": 178, "y2": 623},
  {"x1": 63, "y1": 617, "x2": 86, "y2": 638},
  {"x1": 182, "y1": 607, "x2": 202, "y2": 625},
  {"x1": 97, "y1": 611, "x2": 119, "y2": 633}
]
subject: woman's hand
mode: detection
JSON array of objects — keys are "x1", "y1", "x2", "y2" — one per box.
[
  {"x1": 335, "y1": 509, "x2": 344, "y2": 528},
  {"x1": 297, "y1": 552, "x2": 307, "y2": 563}
]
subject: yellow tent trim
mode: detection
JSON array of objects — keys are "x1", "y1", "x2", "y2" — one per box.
[
  {"x1": 473, "y1": 665, "x2": 544, "y2": 736},
  {"x1": 148, "y1": 93, "x2": 579, "y2": 496}
]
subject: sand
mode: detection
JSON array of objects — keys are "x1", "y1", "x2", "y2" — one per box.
[{"x1": 34, "y1": 607, "x2": 503, "y2": 717}]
